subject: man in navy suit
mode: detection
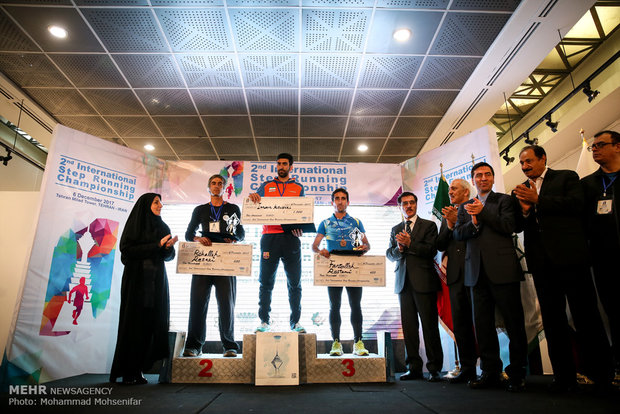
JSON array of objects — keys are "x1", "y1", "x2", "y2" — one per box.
[
  {"x1": 387, "y1": 192, "x2": 443, "y2": 382},
  {"x1": 514, "y1": 145, "x2": 611, "y2": 391},
  {"x1": 454, "y1": 162, "x2": 527, "y2": 392}
]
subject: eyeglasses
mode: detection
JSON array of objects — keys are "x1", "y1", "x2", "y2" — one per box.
[{"x1": 587, "y1": 141, "x2": 615, "y2": 151}]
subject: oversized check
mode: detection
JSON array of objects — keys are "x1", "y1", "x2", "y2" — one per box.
[
  {"x1": 313, "y1": 254, "x2": 385, "y2": 287},
  {"x1": 241, "y1": 196, "x2": 314, "y2": 224},
  {"x1": 176, "y1": 242, "x2": 253, "y2": 276}
]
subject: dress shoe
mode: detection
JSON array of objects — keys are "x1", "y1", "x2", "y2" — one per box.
[
  {"x1": 468, "y1": 372, "x2": 503, "y2": 389},
  {"x1": 506, "y1": 378, "x2": 525, "y2": 392},
  {"x1": 427, "y1": 371, "x2": 442, "y2": 382},
  {"x1": 548, "y1": 379, "x2": 578, "y2": 394},
  {"x1": 400, "y1": 371, "x2": 424, "y2": 381},
  {"x1": 448, "y1": 369, "x2": 477, "y2": 384},
  {"x1": 122, "y1": 374, "x2": 148, "y2": 385}
]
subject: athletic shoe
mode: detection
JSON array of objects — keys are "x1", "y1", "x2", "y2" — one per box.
[
  {"x1": 353, "y1": 340, "x2": 369, "y2": 356},
  {"x1": 255, "y1": 322, "x2": 271, "y2": 332},
  {"x1": 330, "y1": 340, "x2": 343, "y2": 356},
  {"x1": 183, "y1": 348, "x2": 200, "y2": 357},
  {"x1": 291, "y1": 323, "x2": 306, "y2": 333},
  {"x1": 223, "y1": 349, "x2": 237, "y2": 357}
]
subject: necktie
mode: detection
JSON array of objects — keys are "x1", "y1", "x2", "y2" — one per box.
[{"x1": 406, "y1": 220, "x2": 412, "y2": 233}]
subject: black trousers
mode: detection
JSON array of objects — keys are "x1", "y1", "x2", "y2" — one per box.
[
  {"x1": 328, "y1": 286, "x2": 363, "y2": 342},
  {"x1": 398, "y1": 278, "x2": 444, "y2": 373},
  {"x1": 470, "y1": 264, "x2": 527, "y2": 380},
  {"x1": 448, "y1": 277, "x2": 477, "y2": 372},
  {"x1": 532, "y1": 261, "x2": 612, "y2": 383},
  {"x1": 592, "y1": 260, "x2": 620, "y2": 371},
  {"x1": 185, "y1": 274, "x2": 238, "y2": 352}
]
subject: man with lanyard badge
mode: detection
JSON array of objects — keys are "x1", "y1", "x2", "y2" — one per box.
[
  {"x1": 183, "y1": 174, "x2": 245, "y2": 358},
  {"x1": 312, "y1": 188, "x2": 371, "y2": 356},
  {"x1": 250, "y1": 153, "x2": 307, "y2": 333},
  {"x1": 581, "y1": 130, "x2": 620, "y2": 378}
]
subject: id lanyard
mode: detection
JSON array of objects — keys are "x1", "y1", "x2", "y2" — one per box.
[{"x1": 602, "y1": 175, "x2": 616, "y2": 197}]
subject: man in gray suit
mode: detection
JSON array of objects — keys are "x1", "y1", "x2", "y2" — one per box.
[
  {"x1": 387, "y1": 191, "x2": 443, "y2": 382},
  {"x1": 454, "y1": 162, "x2": 527, "y2": 392},
  {"x1": 437, "y1": 179, "x2": 478, "y2": 384}
]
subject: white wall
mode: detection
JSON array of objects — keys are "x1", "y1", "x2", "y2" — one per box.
[
  {"x1": 0, "y1": 191, "x2": 40, "y2": 357},
  {"x1": 0, "y1": 154, "x2": 43, "y2": 191}
]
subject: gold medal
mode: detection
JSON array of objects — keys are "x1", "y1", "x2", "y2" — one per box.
[{"x1": 340, "y1": 239, "x2": 347, "y2": 247}]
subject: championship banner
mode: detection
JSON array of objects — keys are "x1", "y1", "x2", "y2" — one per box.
[
  {"x1": 162, "y1": 160, "x2": 402, "y2": 206},
  {"x1": 313, "y1": 254, "x2": 386, "y2": 287},
  {"x1": 5, "y1": 125, "x2": 156, "y2": 383},
  {"x1": 176, "y1": 242, "x2": 253, "y2": 277},
  {"x1": 401, "y1": 125, "x2": 505, "y2": 219}
]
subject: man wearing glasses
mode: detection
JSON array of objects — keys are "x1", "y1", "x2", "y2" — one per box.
[{"x1": 582, "y1": 130, "x2": 620, "y2": 380}]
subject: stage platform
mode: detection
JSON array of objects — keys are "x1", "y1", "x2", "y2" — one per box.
[{"x1": 167, "y1": 332, "x2": 394, "y2": 384}]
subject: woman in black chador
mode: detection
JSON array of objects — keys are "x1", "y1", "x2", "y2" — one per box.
[{"x1": 110, "y1": 193, "x2": 178, "y2": 385}]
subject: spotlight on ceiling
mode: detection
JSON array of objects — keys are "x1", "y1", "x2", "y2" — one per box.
[
  {"x1": 582, "y1": 82, "x2": 600, "y2": 103},
  {"x1": 545, "y1": 115, "x2": 558, "y2": 133},
  {"x1": 393, "y1": 28, "x2": 411, "y2": 42},
  {"x1": 48, "y1": 25, "x2": 68, "y2": 39},
  {"x1": 524, "y1": 133, "x2": 538, "y2": 145},
  {"x1": 502, "y1": 152, "x2": 514, "y2": 166},
  {"x1": 357, "y1": 144, "x2": 368, "y2": 152},
  {"x1": 144, "y1": 144, "x2": 155, "y2": 151}
]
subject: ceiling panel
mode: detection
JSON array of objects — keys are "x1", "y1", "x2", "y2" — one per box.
[
  {"x1": 167, "y1": 137, "x2": 215, "y2": 156},
  {"x1": 203, "y1": 116, "x2": 252, "y2": 137},
  {"x1": 0, "y1": 0, "x2": 521, "y2": 163},
  {"x1": 50, "y1": 54, "x2": 127, "y2": 88},
  {"x1": 80, "y1": 89, "x2": 146, "y2": 115},
  {"x1": 104, "y1": 116, "x2": 161, "y2": 137},
  {"x1": 0, "y1": 53, "x2": 71, "y2": 87},
  {"x1": 152, "y1": 116, "x2": 205, "y2": 137},
  {"x1": 191, "y1": 90, "x2": 248, "y2": 115},
  {"x1": 211, "y1": 137, "x2": 256, "y2": 155}
]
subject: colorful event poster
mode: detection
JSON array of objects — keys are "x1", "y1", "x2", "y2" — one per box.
[{"x1": 5, "y1": 125, "x2": 155, "y2": 384}]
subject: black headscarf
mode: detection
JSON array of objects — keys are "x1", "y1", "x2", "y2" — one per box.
[{"x1": 120, "y1": 192, "x2": 170, "y2": 251}]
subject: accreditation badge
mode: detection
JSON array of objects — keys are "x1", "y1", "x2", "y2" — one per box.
[
  {"x1": 596, "y1": 197, "x2": 613, "y2": 215},
  {"x1": 209, "y1": 221, "x2": 221, "y2": 232}
]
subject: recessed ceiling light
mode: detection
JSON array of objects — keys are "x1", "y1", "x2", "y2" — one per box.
[
  {"x1": 48, "y1": 25, "x2": 68, "y2": 39},
  {"x1": 144, "y1": 144, "x2": 155, "y2": 151},
  {"x1": 358, "y1": 144, "x2": 368, "y2": 152},
  {"x1": 393, "y1": 28, "x2": 411, "y2": 42}
]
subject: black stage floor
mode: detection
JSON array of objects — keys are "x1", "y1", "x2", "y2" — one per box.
[{"x1": 2, "y1": 373, "x2": 619, "y2": 414}]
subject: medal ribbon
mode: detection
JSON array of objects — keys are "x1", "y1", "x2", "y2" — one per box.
[
  {"x1": 275, "y1": 180, "x2": 288, "y2": 197},
  {"x1": 335, "y1": 214, "x2": 347, "y2": 246}
]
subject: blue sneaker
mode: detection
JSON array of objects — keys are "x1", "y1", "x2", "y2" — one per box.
[
  {"x1": 255, "y1": 322, "x2": 271, "y2": 332},
  {"x1": 291, "y1": 323, "x2": 306, "y2": 333}
]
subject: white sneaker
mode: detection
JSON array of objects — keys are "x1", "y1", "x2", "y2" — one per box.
[
  {"x1": 291, "y1": 323, "x2": 306, "y2": 333},
  {"x1": 255, "y1": 322, "x2": 271, "y2": 332}
]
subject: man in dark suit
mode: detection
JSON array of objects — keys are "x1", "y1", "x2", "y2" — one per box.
[
  {"x1": 581, "y1": 130, "x2": 620, "y2": 379},
  {"x1": 386, "y1": 191, "x2": 443, "y2": 382},
  {"x1": 454, "y1": 162, "x2": 527, "y2": 392},
  {"x1": 513, "y1": 145, "x2": 612, "y2": 392},
  {"x1": 437, "y1": 178, "x2": 477, "y2": 384}
]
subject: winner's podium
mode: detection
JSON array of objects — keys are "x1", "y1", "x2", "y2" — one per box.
[{"x1": 167, "y1": 331, "x2": 393, "y2": 384}]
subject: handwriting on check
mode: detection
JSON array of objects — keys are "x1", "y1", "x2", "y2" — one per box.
[{"x1": 190, "y1": 249, "x2": 221, "y2": 263}]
